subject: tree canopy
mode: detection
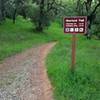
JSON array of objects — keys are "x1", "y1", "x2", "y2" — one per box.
[{"x1": 0, "y1": 0, "x2": 100, "y2": 38}]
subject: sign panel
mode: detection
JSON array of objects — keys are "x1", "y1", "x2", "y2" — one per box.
[{"x1": 64, "y1": 16, "x2": 87, "y2": 34}]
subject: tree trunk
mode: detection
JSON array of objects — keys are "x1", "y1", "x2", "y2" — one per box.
[
  {"x1": 36, "y1": 21, "x2": 43, "y2": 32},
  {"x1": 85, "y1": 1, "x2": 100, "y2": 39},
  {"x1": 88, "y1": 2, "x2": 100, "y2": 34},
  {"x1": 13, "y1": 9, "x2": 17, "y2": 24},
  {"x1": 0, "y1": 0, "x2": 5, "y2": 22},
  {"x1": 36, "y1": 0, "x2": 44, "y2": 32},
  {"x1": 22, "y1": 8, "x2": 26, "y2": 19}
]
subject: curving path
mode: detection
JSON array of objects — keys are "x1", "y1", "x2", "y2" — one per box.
[{"x1": 0, "y1": 42, "x2": 56, "y2": 100}]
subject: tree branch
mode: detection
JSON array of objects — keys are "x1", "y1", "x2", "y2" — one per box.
[{"x1": 91, "y1": 2, "x2": 100, "y2": 16}]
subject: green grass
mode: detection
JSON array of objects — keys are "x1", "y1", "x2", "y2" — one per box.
[
  {"x1": 0, "y1": 16, "x2": 100, "y2": 100},
  {"x1": 0, "y1": 16, "x2": 64, "y2": 62},
  {"x1": 46, "y1": 32, "x2": 100, "y2": 99}
]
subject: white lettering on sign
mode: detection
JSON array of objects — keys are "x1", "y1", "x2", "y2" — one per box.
[
  {"x1": 64, "y1": 16, "x2": 87, "y2": 34},
  {"x1": 65, "y1": 28, "x2": 70, "y2": 32},
  {"x1": 70, "y1": 28, "x2": 74, "y2": 32},
  {"x1": 79, "y1": 19, "x2": 84, "y2": 22},
  {"x1": 66, "y1": 19, "x2": 78, "y2": 22},
  {"x1": 75, "y1": 28, "x2": 79, "y2": 32},
  {"x1": 79, "y1": 28, "x2": 84, "y2": 32}
]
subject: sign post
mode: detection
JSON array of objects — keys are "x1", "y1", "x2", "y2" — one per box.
[
  {"x1": 64, "y1": 16, "x2": 87, "y2": 72},
  {"x1": 71, "y1": 33, "x2": 76, "y2": 72}
]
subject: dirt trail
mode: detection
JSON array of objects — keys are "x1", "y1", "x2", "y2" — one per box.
[{"x1": 0, "y1": 42, "x2": 56, "y2": 100}]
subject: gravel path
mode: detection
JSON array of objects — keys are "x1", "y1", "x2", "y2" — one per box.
[{"x1": 0, "y1": 42, "x2": 56, "y2": 100}]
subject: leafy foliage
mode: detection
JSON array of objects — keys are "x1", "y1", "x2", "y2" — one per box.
[{"x1": 0, "y1": 0, "x2": 100, "y2": 36}]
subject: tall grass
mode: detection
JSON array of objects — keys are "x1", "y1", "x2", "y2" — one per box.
[{"x1": 46, "y1": 28, "x2": 100, "y2": 100}]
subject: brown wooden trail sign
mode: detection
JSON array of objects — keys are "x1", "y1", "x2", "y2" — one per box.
[{"x1": 64, "y1": 16, "x2": 87, "y2": 72}]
